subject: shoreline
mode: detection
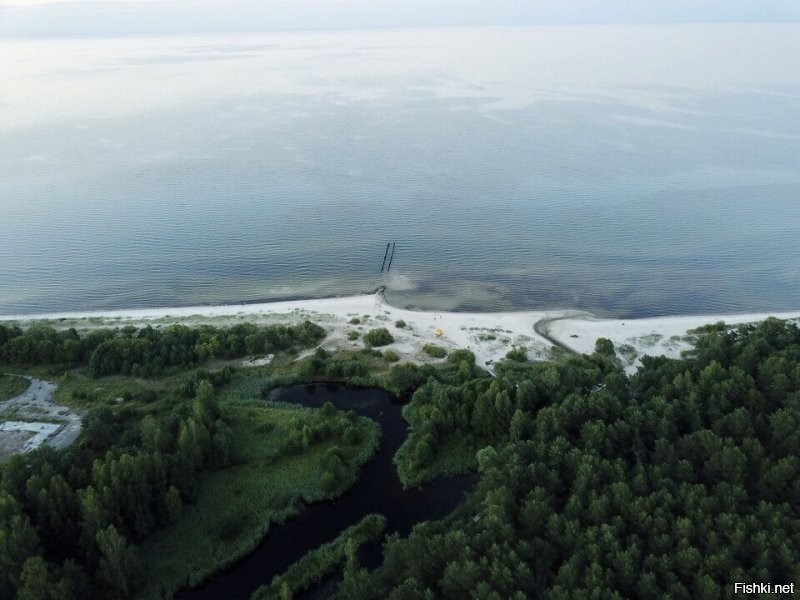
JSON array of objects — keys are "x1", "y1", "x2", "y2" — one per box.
[{"x1": 2, "y1": 293, "x2": 799, "y2": 373}]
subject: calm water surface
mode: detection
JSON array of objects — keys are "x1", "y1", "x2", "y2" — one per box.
[{"x1": 2, "y1": 24, "x2": 799, "y2": 316}]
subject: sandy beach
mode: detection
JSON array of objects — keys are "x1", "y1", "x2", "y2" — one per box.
[{"x1": 2, "y1": 294, "x2": 799, "y2": 373}]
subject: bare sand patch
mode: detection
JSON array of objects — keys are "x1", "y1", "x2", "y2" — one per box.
[
  {"x1": 547, "y1": 312, "x2": 800, "y2": 374},
  {"x1": 0, "y1": 376, "x2": 81, "y2": 456}
]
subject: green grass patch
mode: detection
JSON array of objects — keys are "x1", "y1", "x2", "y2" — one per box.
[
  {"x1": 54, "y1": 371, "x2": 166, "y2": 410},
  {"x1": 505, "y1": 347, "x2": 528, "y2": 362},
  {"x1": 137, "y1": 402, "x2": 380, "y2": 597},
  {"x1": 252, "y1": 514, "x2": 386, "y2": 600},
  {"x1": 688, "y1": 321, "x2": 729, "y2": 334},
  {"x1": 421, "y1": 344, "x2": 447, "y2": 359},
  {"x1": 228, "y1": 351, "x2": 393, "y2": 398},
  {"x1": 0, "y1": 373, "x2": 29, "y2": 401},
  {"x1": 383, "y1": 350, "x2": 400, "y2": 363}
]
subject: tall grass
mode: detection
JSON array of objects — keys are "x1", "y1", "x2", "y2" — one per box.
[
  {"x1": 0, "y1": 373, "x2": 29, "y2": 401},
  {"x1": 251, "y1": 514, "x2": 386, "y2": 599}
]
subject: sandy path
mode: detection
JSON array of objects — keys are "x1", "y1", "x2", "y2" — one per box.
[
  {"x1": 533, "y1": 313, "x2": 593, "y2": 353},
  {"x1": 0, "y1": 375, "x2": 82, "y2": 453}
]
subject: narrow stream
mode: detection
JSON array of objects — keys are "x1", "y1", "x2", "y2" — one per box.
[{"x1": 181, "y1": 384, "x2": 476, "y2": 599}]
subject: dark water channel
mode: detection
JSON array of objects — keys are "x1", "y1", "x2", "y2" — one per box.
[{"x1": 181, "y1": 384, "x2": 476, "y2": 600}]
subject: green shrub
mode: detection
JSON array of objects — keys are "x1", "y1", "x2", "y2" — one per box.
[
  {"x1": 347, "y1": 331, "x2": 359, "y2": 341},
  {"x1": 381, "y1": 363, "x2": 428, "y2": 396},
  {"x1": 594, "y1": 337, "x2": 615, "y2": 356},
  {"x1": 383, "y1": 350, "x2": 400, "y2": 362},
  {"x1": 617, "y1": 343, "x2": 638, "y2": 363},
  {"x1": 422, "y1": 344, "x2": 447, "y2": 358},
  {"x1": 359, "y1": 348, "x2": 383, "y2": 357},
  {"x1": 505, "y1": 347, "x2": 527, "y2": 362},
  {"x1": 395, "y1": 320, "x2": 407, "y2": 329},
  {"x1": 447, "y1": 349, "x2": 475, "y2": 365},
  {"x1": 348, "y1": 317, "x2": 361, "y2": 325},
  {"x1": 364, "y1": 328, "x2": 394, "y2": 347}
]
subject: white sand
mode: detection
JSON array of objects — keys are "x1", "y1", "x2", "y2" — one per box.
[
  {"x1": 0, "y1": 295, "x2": 378, "y2": 324},
  {"x1": 0, "y1": 421, "x2": 62, "y2": 453},
  {"x1": 3, "y1": 294, "x2": 799, "y2": 374},
  {"x1": 0, "y1": 376, "x2": 82, "y2": 451},
  {"x1": 0, "y1": 294, "x2": 577, "y2": 372},
  {"x1": 547, "y1": 312, "x2": 800, "y2": 374}
]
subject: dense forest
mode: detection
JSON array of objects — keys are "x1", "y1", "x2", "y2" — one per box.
[
  {"x1": 337, "y1": 318, "x2": 800, "y2": 598},
  {"x1": 0, "y1": 379, "x2": 234, "y2": 598},
  {"x1": 0, "y1": 320, "x2": 325, "y2": 376},
  {"x1": 0, "y1": 320, "x2": 378, "y2": 599},
  {"x1": 3, "y1": 317, "x2": 799, "y2": 599}
]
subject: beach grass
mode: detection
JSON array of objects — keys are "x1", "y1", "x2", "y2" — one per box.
[
  {"x1": 0, "y1": 373, "x2": 29, "y2": 401},
  {"x1": 421, "y1": 343, "x2": 447, "y2": 358}
]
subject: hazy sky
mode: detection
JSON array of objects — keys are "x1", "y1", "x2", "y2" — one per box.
[{"x1": 2, "y1": 0, "x2": 799, "y2": 36}]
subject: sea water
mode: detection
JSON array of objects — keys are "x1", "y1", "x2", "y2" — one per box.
[{"x1": 2, "y1": 24, "x2": 799, "y2": 316}]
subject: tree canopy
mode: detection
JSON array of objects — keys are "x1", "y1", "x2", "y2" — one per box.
[
  {"x1": 0, "y1": 321, "x2": 325, "y2": 376},
  {"x1": 342, "y1": 318, "x2": 800, "y2": 599}
]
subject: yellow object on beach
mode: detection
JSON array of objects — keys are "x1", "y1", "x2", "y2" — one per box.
[{"x1": 434, "y1": 328, "x2": 444, "y2": 337}]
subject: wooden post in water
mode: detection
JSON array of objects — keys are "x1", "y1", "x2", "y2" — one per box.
[
  {"x1": 387, "y1": 242, "x2": 396, "y2": 272},
  {"x1": 380, "y1": 242, "x2": 390, "y2": 272}
]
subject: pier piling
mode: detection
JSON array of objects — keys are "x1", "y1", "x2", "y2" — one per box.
[
  {"x1": 387, "y1": 242, "x2": 396, "y2": 272},
  {"x1": 380, "y1": 242, "x2": 390, "y2": 272}
]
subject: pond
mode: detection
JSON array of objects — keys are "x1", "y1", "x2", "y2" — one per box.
[{"x1": 181, "y1": 384, "x2": 476, "y2": 599}]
